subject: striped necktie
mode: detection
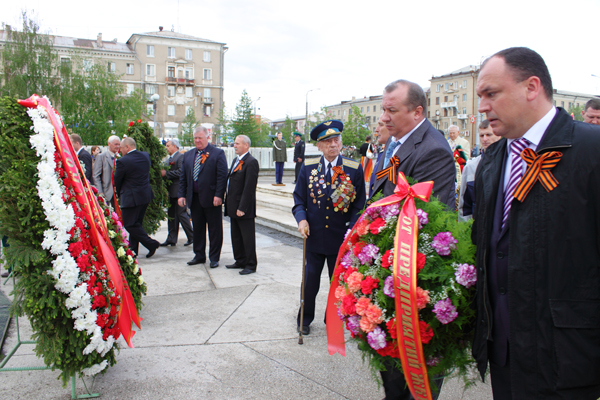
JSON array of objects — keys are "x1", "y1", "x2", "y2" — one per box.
[
  {"x1": 502, "y1": 138, "x2": 529, "y2": 228},
  {"x1": 193, "y1": 150, "x2": 203, "y2": 181}
]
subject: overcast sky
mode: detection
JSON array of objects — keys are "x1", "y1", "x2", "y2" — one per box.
[{"x1": 4, "y1": 0, "x2": 600, "y2": 121}]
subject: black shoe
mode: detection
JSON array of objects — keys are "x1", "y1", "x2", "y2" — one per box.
[
  {"x1": 210, "y1": 261, "x2": 219, "y2": 268},
  {"x1": 159, "y1": 241, "x2": 176, "y2": 247},
  {"x1": 226, "y1": 263, "x2": 243, "y2": 269},
  {"x1": 187, "y1": 257, "x2": 205, "y2": 265},
  {"x1": 146, "y1": 245, "x2": 158, "y2": 258},
  {"x1": 183, "y1": 240, "x2": 193, "y2": 247},
  {"x1": 297, "y1": 325, "x2": 310, "y2": 335},
  {"x1": 292, "y1": 180, "x2": 296, "y2": 184},
  {"x1": 239, "y1": 268, "x2": 256, "y2": 275}
]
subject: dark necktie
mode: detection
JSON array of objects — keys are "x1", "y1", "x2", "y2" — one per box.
[
  {"x1": 326, "y1": 163, "x2": 332, "y2": 183},
  {"x1": 193, "y1": 150, "x2": 203, "y2": 181},
  {"x1": 502, "y1": 138, "x2": 530, "y2": 228}
]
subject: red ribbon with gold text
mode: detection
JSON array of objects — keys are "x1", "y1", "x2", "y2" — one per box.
[
  {"x1": 326, "y1": 172, "x2": 433, "y2": 400},
  {"x1": 513, "y1": 148, "x2": 562, "y2": 202},
  {"x1": 18, "y1": 95, "x2": 141, "y2": 347}
]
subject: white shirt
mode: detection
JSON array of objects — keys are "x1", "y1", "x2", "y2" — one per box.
[
  {"x1": 389, "y1": 118, "x2": 426, "y2": 158},
  {"x1": 324, "y1": 155, "x2": 340, "y2": 171},
  {"x1": 503, "y1": 107, "x2": 556, "y2": 191}
]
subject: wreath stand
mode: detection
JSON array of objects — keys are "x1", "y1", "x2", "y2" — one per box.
[{"x1": 0, "y1": 272, "x2": 100, "y2": 399}]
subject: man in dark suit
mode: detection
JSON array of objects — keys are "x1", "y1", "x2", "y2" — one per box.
[
  {"x1": 292, "y1": 120, "x2": 366, "y2": 335},
  {"x1": 292, "y1": 132, "x2": 305, "y2": 184},
  {"x1": 371, "y1": 80, "x2": 455, "y2": 209},
  {"x1": 178, "y1": 126, "x2": 227, "y2": 268},
  {"x1": 160, "y1": 138, "x2": 193, "y2": 247},
  {"x1": 472, "y1": 47, "x2": 600, "y2": 400},
  {"x1": 113, "y1": 137, "x2": 160, "y2": 258},
  {"x1": 69, "y1": 134, "x2": 93, "y2": 185},
  {"x1": 371, "y1": 80, "x2": 454, "y2": 400},
  {"x1": 224, "y1": 135, "x2": 259, "y2": 275}
]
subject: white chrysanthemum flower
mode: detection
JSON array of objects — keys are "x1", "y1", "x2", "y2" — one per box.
[
  {"x1": 117, "y1": 247, "x2": 125, "y2": 257},
  {"x1": 108, "y1": 230, "x2": 117, "y2": 238},
  {"x1": 133, "y1": 264, "x2": 139, "y2": 274},
  {"x1": 82, "y1": 360, "x2": 108, "y2": 377},
  {"x1": 138, "y1": 276, "x2": 144, "y2": 285}
]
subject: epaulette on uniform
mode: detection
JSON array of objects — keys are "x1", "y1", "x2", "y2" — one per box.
[
  {"x1": 305, "y1": 158, "x2": 320, "y2": 166},
  {"x1": 342, "y1": 158, "x2": 359, "y2": 169}
]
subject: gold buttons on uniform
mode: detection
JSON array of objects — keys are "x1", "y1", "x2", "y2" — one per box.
[
  {"x1": 326, "y1": 216, "x2": 329, "y2": 219},
  {"x1": 325, "y1": 225, "x2": 329, "y2": 228}
]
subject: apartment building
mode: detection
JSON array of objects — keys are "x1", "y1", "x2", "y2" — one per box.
[
  {"x1": 0, "y1": 26, "x2": 227, "y2": 140},
  {"x1": 325, "y1": 95, "x2": 383, "y2": 133}
]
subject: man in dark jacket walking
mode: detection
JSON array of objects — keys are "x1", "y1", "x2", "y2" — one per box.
[
  {"x1": 472, "y1": 47, "x2": 600, "y2": 400},
  {"x1": 292, "y1": 132, "x2": 304, "y2": 184}
]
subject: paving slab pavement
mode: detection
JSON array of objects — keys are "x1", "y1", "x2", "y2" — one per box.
[{"x1": 0, "y1": 215, "x2": 492, "y2": 399}]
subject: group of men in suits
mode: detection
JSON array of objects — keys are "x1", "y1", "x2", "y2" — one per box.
[{"x1": 178, "y1": 126, "x2": 260, "y2": 274}]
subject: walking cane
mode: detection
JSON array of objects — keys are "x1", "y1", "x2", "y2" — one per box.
[{"x1": 298, "y1": 227, "x2": 308, "y2": 345}]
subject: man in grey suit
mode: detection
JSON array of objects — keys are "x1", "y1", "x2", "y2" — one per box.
[
  {"x1": 371, "y1": 80, "x2": 455, "y2": 209},
  {"x1": 370, "y1": 80, "x2": 454, "y2": 400},
  {"x1": 93, "y1": 135, "x2": 121, "y2": 207},
  {"x1": 160, "y1": 138, "x2": 193, "y2": 246}
]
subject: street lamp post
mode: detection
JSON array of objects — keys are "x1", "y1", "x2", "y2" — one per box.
[
  {"x1": 305, "y1": 88, "x2": 320, "y2": 135},
  {"x1": 151, "y1": 93, "x2": 160, "y2": 138}
]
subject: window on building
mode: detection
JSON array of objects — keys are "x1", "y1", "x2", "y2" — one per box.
[
  {"x1": 60, "y1": 57, "x2": 71, "y2": 75},
  {"x1": 463, "y1": 107, "x2": 467, "y2": 114},
  {"x1": 185, "y1": 105, "x2": 192, "y2": 116},
  {"x1": 167, "y1": 66, "x2": 175, "y2": 78},
  {"x1": 428, "y1": 98, "x2": 430, "y2": 106},
  {"x1": 444, "y1": 109, "x2": 448, "y2": 117},
  {"x1": 444, "y1": 96, "x2": 448, "y2": 102},
  {"x1": 373, "y1": 105, "x2": 377, "y2": 112},
  {"x1": 204, "y1": 105, "x2": 211, "y2": 117},
  {"x1": 462, "y1": 120, "x2": 467, "y2": 129},
  {"x1": 366, "y1": 116, "x2": 371, "y2": 123},
  {"x1": 561, "y1": 101, "x2": 564, "y2": 107},
  {"x1": 445, "y1": 83, "x2": 449, "y2": 91},
  {"x1": 146, "y1": 104, "x2": 154, "y2": 115},
  {"x1": 204, "y1": 88, "x2": 211, "y2": 98},
  {"x1": 454, "y1": 95, "x2": 458, "y2": 102},
  {"x1": 167, "y1": 85, "x2": 175, "y2": 97},
  {"x1": 168, "y1": 47, "x2": 176, "y2": 58},
  {"x1": 436, "y1": 97, "x2": 440, "y2": 105},
  {"x1": 126, "y1": 63, "x2": 134, "y2": 74},
  {"x1": 428, "y1": 111, "x2": 430, "y2": 118},
  {"x1": 367, "y1": 106, "x2": 370, "y2": 112},
  {"x1": 146, "y1": 64, "x2": 156, "y2": 76},
  {"x1": 463, "y1": 93, "x2": 467, "y2": 102},
  {"x1": 182, "y1": 67, "x2": 192, "y2": 79},
  {"x1": 83, "y1": 59, "x2": 93, "y2": 72},
  {"x1": 126, "y1": 84, "x2": 134, "y2": 95},
  {"x1": 168, "y1": 105, "x2": 175, "y2": 116},
  {"x1": 186, "y1": 87, "x2": 193, "y2": 98},
  {"x1": 338, "y1": 110, "x2": 340, "y2": 116},
  {"x1": 453, "y1": 109, "x2": 457, "y2": 116},
  {"x1": 436, "y1": 84, "x2": 442, "y2": 92},
  {"x1": 444, "y1": 122, "x2": 448, "y2": 130},
  {"x1": 145, "y1": 84, "x2": 158, "y2": 95},
  {"x1": 568, "y1": 102, "x2": 572, "y2": 109},
  {"x1": 185, "y1": 49, "x2": 192, "y2": 60},
  {"x1": 203, "y1": 68, "x2": 212, "y2": 80},
  {"x1": 455, "y1": 81, "x2": 458, "y2": 89},
  {"x1": 204, "y1": 51, "x2": 211, "y2": 62},
  {"x1": 147, "y1": 45, "x2": 154, "y2": 57},
  {"x1": 361, "y1": 107, "x2": 363, "y2": 112},
  {"x1": 463, "y1": 80, "x2": 467, "y2": 88},
  {"x1": 107, "y1": 62, "x2": 116, "y2": 73}
]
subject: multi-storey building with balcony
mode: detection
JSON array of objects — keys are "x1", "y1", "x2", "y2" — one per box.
[{"x1": 0, "y1": 26, "x2": 227, "y2": 141}]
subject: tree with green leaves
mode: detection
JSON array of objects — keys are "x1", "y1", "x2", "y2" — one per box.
[
  {"x1": 304, "y1": 106, "x2": 331, "y2": 143},
  {"x1": 180, "y1": 107, "x2": 198, "y2": 146},
  {"x1": 342, "y1": 105, "x2": 370, "y2": 148},
  {"x1": 58, "y1": 61, "x2": 146, "y2": 145},
  {"x1": 232, "y1": 90, "x2": 263, "y2": 146},
  {"x1": 280, "y1": 115, "x2": 296, "y2": 142},
  {"x1": 213, "y1": 103, "x2": 230, "y2": 145},
  {"x1": 568, "y1": 105, "x2": 584, "y2": 122},
  {"x1": 0, "y1": 12, "x2": 58, "y2": 100}
]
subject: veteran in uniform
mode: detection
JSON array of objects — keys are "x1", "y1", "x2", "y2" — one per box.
[{"x1": 292, "y1": 120, "x2": 366, "y2": 335}]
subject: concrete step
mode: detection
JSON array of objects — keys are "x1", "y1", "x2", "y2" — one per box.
[
  {"x1": 256, "y1": 204, "x2": 300, "y2": 238},
  {"x1": 256, "y1": 191, "x2": 293, "y2": 213},
  {"x1": 256, "y1": 183, "x2": 294, "y2": 199}
]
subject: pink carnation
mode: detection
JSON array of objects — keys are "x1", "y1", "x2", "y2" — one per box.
[
  {"x1": 416, "y1": 287, "x2": 430, "y2": 310},
  {"x1": 355, "y1": 297, "x2": 371, "y2": 316},
  {"x1": 346, "y1": 271, "x2": 363, "y2": 293},
  {"x1": 365, "y1": 304, "x2": 384, "y2": 324},
  {"x1": 359, "y1": 317, "x2": 378, "y2": 333}
]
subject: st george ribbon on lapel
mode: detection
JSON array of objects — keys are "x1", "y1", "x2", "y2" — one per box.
[{"x1": 383, "y1": 140, "x2": 400, "y2": 168}]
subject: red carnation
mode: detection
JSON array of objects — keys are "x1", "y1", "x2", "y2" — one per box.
[
  {"x1": 416, "y1": 252, "x2": 427, "y2": 273},
  {"x1": 137, "y1": 119, "x2": 141, "y2": 123},
  {"x1": 369, "y1": 218, "x2": 386, "y2": 235},
  {"x1": 342, "y1": 294, "x2": 357, "y2": 315},
  {"x1": 92, "y1": 295, "x2": 108, "y2": 309},
  {"x1": 382, "y1": 249, "x2": 394, "y2": 269},
  {"x1": 386, "y1": 318, "x2": 398, "y2": 339},
  {"x1": 129, "y1": 121, "x2": 134, "y2": 127},
  {"x1": 353, "y1": 241, "x2": 366, "y2": 257},
  {"x1": 360, "y1": 276, "x2": 379, "y2": 295},
  {"x1": 419, "y1": 320, "x2": 434, "y2": 344},
  {"x1": 349, "y1": 230, "x2": 359, "y2": 245}
]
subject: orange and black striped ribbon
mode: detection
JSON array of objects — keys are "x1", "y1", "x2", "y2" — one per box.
[
  {"x1": 233, "y1": 160, "x2": 244, "y2": 173},
  {"x1": 331, "y1": 165, "x2": 345, "y2": 184},
  {"x1": 376, "y1": 155, "x2": 400, "y2": 185},
  {"x1": 513, "y1": 148, "x2": 562, "y2": 202},
  {"x1": 200, "y1": 153, "x2": 209, "y2": 164}
]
